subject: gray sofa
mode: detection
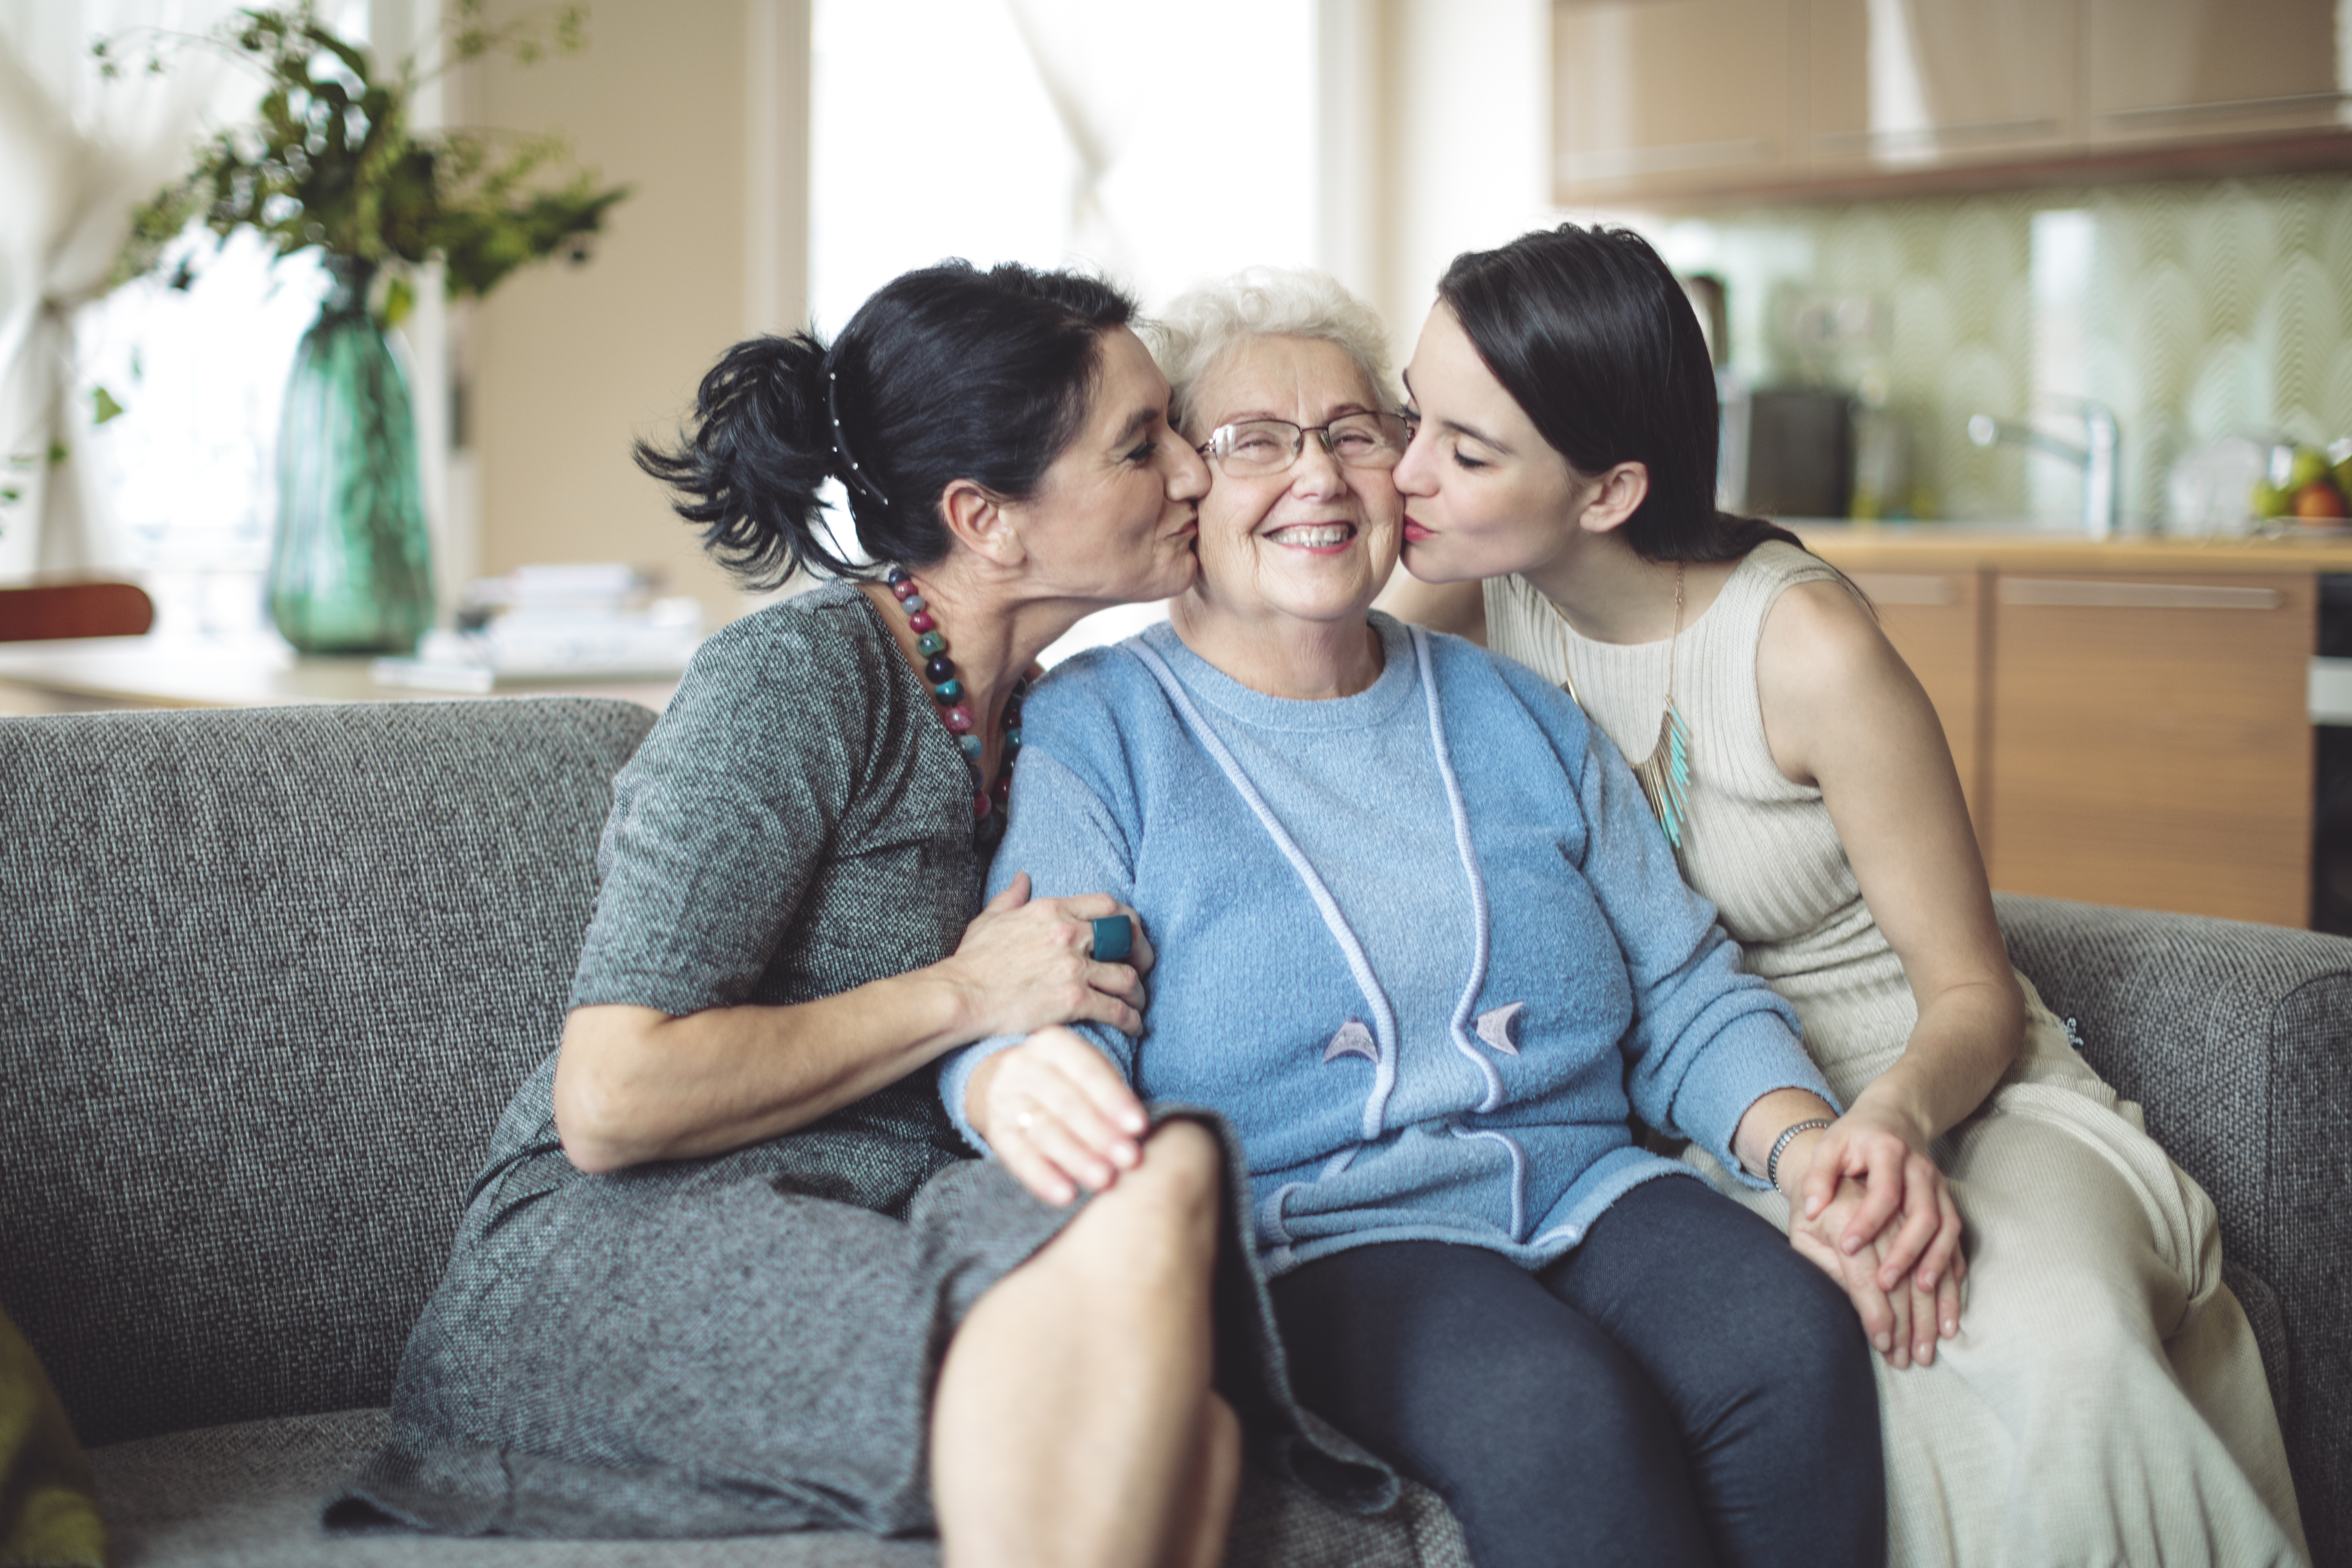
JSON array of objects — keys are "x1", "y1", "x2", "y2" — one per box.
[{"x1": 0, "y1": 698, "x2": 2340, "y2": 1566}]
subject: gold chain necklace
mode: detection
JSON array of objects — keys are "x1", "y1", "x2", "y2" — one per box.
[{"x1": 1552, "y1": 562, "x2": 1692, "y2": 855}]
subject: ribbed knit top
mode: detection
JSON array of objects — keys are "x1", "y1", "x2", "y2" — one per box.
[{"x1": 1484, "y1": 543, "x2": 1919, "y2": 1098}]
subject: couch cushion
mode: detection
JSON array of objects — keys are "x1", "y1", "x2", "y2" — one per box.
[
  {"x1": 1995, "y1": 892, "x2": 2352, "y2": 1568},
  {"x1": 0, "y1": 700, "x2": 656, "y2": 1447},
  {"x1": 91, "y1": 1409, "x2": 1468, "y2": 1568},
  {"x1": 94, "y1": 1409, "x2": 933, "y2": 1567}
]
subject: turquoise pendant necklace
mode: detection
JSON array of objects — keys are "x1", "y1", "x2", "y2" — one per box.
[{"x1": 1555, "y1": 561, "x2": 1692, "y2": 855}]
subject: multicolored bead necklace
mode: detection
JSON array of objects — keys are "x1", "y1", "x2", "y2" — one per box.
[{"x1": 884, "y1": 565, "x2": 1025, "y2": 846}]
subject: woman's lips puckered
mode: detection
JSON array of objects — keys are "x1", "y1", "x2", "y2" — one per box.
[{"x1": 1402, "y1": 516, "x2": 1433, "y2": 542}]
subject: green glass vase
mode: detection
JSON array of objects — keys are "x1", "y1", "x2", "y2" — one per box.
[{"x1": 267, "y1": 259, "x2": 435, "y2": 654}]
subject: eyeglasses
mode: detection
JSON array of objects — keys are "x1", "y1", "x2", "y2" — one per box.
[{"x1": 1197, "y1": 412, "x2": 1413, "y2": 476}]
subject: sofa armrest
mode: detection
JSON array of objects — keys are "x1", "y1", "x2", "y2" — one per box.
[{"x1": 1994, "y1": 892, "x2": 2351, "y2": 1568}]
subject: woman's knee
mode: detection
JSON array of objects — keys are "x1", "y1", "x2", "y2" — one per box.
[{"x1": 1051, "y1": 1119, "x2": 1221, "y2": 1286}]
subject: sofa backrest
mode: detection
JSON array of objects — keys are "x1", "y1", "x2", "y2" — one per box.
[
  {"x1": 1996, "y1": 891, "x2": 2352, "y2": 1568},
  {"x1": 0, "y1": 698, "x2": 654, "y2": 1446}
]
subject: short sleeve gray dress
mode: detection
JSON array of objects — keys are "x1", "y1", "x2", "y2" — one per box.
[{"x1": 334, "y1": 582, "x2": 1386, "y2": 1539}]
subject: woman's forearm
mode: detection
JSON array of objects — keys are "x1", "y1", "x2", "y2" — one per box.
[
  {"x1": 555, "y1": 966, "x2": 976, "y2": 1172},
  {"x1": 1730, "y1": 1086, "x2": 1841, "y2": 1189},
  {"x1": 1846, "y1": 977, "x2": 2022, "y2": 1147}
]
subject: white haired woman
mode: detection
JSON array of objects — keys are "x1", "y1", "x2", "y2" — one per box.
[{"x1": 940, "y1": 268, "x2": 1891, "y2": 1568}]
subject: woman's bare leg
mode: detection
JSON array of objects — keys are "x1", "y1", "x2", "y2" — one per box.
[
  {"x1": 932, "y1": 1120, "x2": 1234, "y2": 1568},
  {"x1": 1174, "y1": 1393, "x2": 1244, "y2": 1568}
]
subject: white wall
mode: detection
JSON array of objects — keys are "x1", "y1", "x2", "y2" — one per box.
[
  {"x1": 1364, "y1": 0, "x2": 1556, "y2": 360},
  {"x1": 458, "y1": 0, "x2": 778, "y2": 626},
  {"x1": 448, "y1": 0, "x2": 1557, "y2": 624}
]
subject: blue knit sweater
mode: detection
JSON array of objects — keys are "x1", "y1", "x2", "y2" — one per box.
[{"x1": 940, "y1": 614, "x2": 1832, "y2": 1275}]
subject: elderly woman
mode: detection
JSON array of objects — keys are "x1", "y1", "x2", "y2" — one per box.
[{"x1": 940, "y1": 270, "x2": 1888, "y2": 1568}]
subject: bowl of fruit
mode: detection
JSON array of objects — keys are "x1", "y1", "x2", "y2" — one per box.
[{"x1": 2254, "y1": 441, "x2": 2352, "y2": 529}]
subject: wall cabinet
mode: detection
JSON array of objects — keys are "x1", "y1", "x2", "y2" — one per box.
[
  {"x1": 1554, "y1": 0, "x2": 2352, "y2": 205},
  {"x1": 2084, "y1": 0, "x2": 2345, "y2": 148},
  {"x1": 1553, "y1": 0, "x2": 1798, "y2": 202},
  {"x1": 1803, "y1": 0, "x2": 2079, "y2": 174}
]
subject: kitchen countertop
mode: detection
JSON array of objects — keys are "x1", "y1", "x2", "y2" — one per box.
[{"x1": 1790, "y1": 522, "x2": 2352, "y2": 574}]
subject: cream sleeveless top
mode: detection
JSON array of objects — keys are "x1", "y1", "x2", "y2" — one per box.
[
  {"x1": 1493, "y1": 547, "x2": 2307, "y2": 1568},
  {"x1": 1484, "y1": 541, "x2": 2098, "y2": 1102}
]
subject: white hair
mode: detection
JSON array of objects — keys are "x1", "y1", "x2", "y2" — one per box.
[{"x1": 1148, "y1": 267, "x2": 1397, "y2": 436}]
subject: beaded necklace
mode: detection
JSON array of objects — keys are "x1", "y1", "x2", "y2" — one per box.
[{"x1": 883, "y1": 565, "x2": 1026, "y2": 847}]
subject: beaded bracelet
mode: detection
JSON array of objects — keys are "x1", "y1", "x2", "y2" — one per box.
[{"x1": 1765, "y1": 1118, "x2": 1834, "y2": 1191}]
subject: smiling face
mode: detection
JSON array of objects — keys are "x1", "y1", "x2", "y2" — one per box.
[
  {"x1": 1003, "y1": 325, "x2": 1209, "y2": 608},
  {"x1": 1392, "y1": 302, "x2": 1594, "y2": 586},
  {"x1": 1182, "y1": 334, "x2": 1404, "y2": 631}
]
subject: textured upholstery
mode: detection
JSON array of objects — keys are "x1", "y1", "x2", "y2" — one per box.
[
  {"x1": 0, "y1": 700, "x2": 654, "y2": 1447},
  {"x1": 90, "y1": 1409, "x2": 1468, "y2": 1568},
  {"x1": 0, "y1": 703, "x2": 2328, "y2": 1568},
  {"x1": 1996, "y1": 891, "x2": 2352, "y2": 1568},
  {"x1": 2, "y1": 699, "x2": 1467, "y2": 1567}
]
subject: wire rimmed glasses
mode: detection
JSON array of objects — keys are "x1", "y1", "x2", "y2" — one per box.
[{"x1": 1197, "y1": 412, "x2": 1413, "y2": 476}]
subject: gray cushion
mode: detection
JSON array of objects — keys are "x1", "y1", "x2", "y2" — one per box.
[
  {"x1": 91, "y1": 1408, "x2": 1467, "y2": 1568},
  {"x1": 1996, "y1": 891, "x2": 2352, "y2": 1568},
  {"x1": 0, "y1": 704, "x2": 2327, "y2": 1568},
  {"x1": 0, "y1": 700, "x2": 656, "y2": 1448},
  {"x1": 93, "y1": 1409, "x2": 940, "y2": 1567}
]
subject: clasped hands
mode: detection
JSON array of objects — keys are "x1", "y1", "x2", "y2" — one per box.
[
  {"x1": 948, "y1": 878, "x2": 1973, "y2": 1366},
  {"x1": 947, "y1": 873, "x2": 1156, "y2": 1208},
  {"x1": 1777, "y1": 1102, "x2": 1968, "y2": 1371}
]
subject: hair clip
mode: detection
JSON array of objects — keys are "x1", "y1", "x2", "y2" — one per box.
[{"x1": 826, "y1": 370, "x2": 892, "y2": 509}]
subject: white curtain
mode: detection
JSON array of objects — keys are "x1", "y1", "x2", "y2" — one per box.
[
  {"x1": 0, "y1": 0, "x2": 244, "y2": 580},
  {"x1": 999, "y1": 0, "x2": 1139, "y2": 288},
  {"x1": 997, "y1": 0, "x2": 1314, "y2": 308}
]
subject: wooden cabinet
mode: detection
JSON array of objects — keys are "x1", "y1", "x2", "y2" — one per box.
[
  {"x1": 1804, "y1": 0, "x2": 2079, "y2": 173},
  {"x1": 1809, "y1": 532, "x2": 2339, "y2": 928},
  {"x1": 2084, "y1": 0, "x2": 2346, "y2": 148},
  {"x1": 1554, "y1": 0, "x2": 1798, "y2": 203},
  {"x1": 1985, "y1": 574, "x2": 2315, "y2": 927},
  {"x1": 1553, "y1": 0, "x2": 2352, "y2": 205}
]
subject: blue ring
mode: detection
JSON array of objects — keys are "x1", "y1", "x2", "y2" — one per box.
[{"x1": 1089, "y1": 915, "x2": 1133, "y2": 964}]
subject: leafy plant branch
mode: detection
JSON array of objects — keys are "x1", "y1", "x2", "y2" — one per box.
[{"x1": 104, "y1": 1, "x2": 630, "y2": 321}]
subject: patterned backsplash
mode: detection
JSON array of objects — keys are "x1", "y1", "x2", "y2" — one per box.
[{"x1": 1637, "y1": 174, "x2": 2352, "y2": 529}]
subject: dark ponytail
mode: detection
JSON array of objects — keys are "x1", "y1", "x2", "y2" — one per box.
[
  {"x1": 634, "y1": 260, "x2": 1139, "y2": 588},
  {"x1": 1436, "y1": 223, "x2": 1803, "y2": 565}
]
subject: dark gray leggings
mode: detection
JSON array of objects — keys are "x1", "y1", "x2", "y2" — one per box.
[{"x1": 1269, "y1": 1176, "x2": 1885, "y2": 1568}]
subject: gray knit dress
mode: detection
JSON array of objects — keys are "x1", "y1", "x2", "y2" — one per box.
[{"x1": 333, "y1": 581, "x2": 1385, "y2": 1539}]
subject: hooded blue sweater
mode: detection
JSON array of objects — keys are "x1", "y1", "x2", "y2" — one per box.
[{"x1": 940, "y1": 615, "x2": 1832, "y2": 1275}]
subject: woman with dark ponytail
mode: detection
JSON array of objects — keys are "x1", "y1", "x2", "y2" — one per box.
[
  {"x1": 1380, "y1": 224, "x2": 2306, "y2": 1566},
  {"x1": 337, "y1": 261, "x2": 1340, "y2": 1566}
]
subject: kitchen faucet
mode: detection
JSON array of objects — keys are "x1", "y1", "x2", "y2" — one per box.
[{"x1": 1966, "y1": 401, "x2": 2120, "y2": 539}]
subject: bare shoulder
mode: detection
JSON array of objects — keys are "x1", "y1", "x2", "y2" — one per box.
[
  {"x1": 1756, "y1": 574, "x2": 1937, "y2": 784},
  {"x1": 1758, "y1": 575, "x2": 1911, "y2": 698}
]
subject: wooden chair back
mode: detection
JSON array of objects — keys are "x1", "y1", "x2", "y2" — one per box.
[{"x1": 0, "y1": 582, "x2": 156, "y2": 642}]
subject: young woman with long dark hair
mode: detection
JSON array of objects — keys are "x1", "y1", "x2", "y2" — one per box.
[{"x1": 1378, "y1": 223, "x2": 2308, "y2": 1567}]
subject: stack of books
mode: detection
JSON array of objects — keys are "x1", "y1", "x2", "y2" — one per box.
[{"x1": 371, "y1": 564, "x2": 705, "y2": 692}]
